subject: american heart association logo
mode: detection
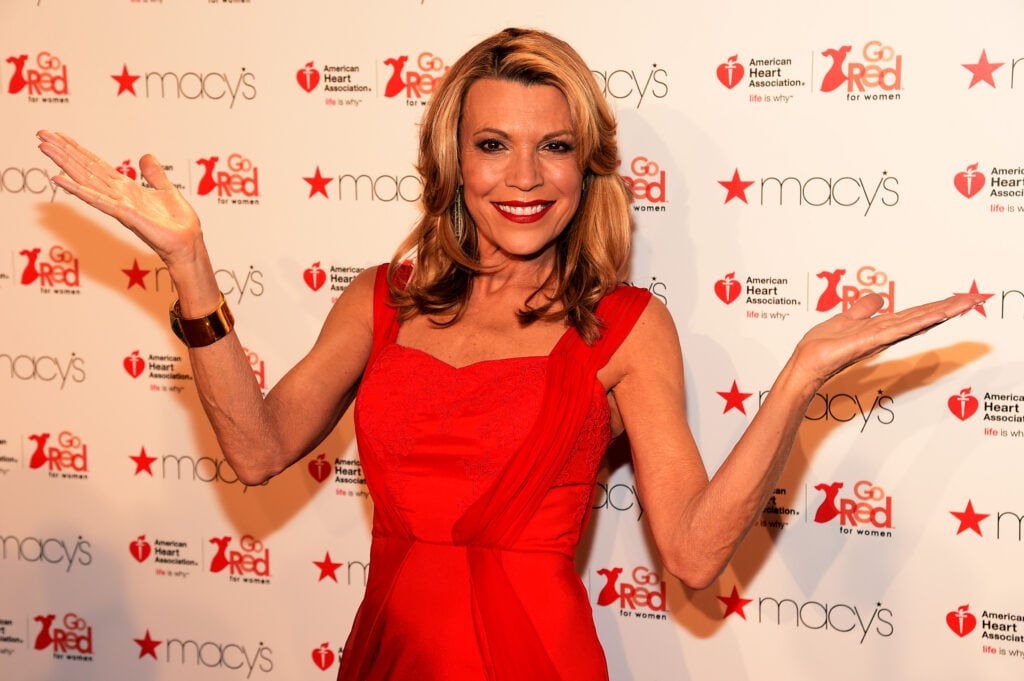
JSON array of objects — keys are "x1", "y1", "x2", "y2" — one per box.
[
  {"x1": 123, "y1": 351, "x2": 145, "y2": 379},
  {"x1": 129, "y1": 535, "x2": 152, "y2": 563},
  {"x1": 311, "y1": 642, "x2": 335, "y2": 670},
  {"x1": 714, "y1": 273, "x2": 741, "y2": 304},
  {"x1": 947, "y1": 388, "x2": 979, "y2": 421},
  {"x1": 716, "y1": 55, "x2": 744, "y2": 89},
  {"x1": 954, "y1": 163, "x2": 985, "y2": 199},
  {"x1": 308, "y1": 453, "x2": 331, "y2": 483},
  {"x1": 297, "y1": 62, "x2": 320, "y2": 93},
  {"x1": 304, "y1": 262, "x2": 326, "y2": 292},
  {"x1": 946, "y1": 605, "x2": 976, "y2": 637}
]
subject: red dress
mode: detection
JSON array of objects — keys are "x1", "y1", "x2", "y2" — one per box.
[{"x1": 338, "y1": 266, "x2": 652, "y2": 680}]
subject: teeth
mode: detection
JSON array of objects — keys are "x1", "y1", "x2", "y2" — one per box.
[{"x1": 497, "y1": 203, "x2": 548, "y2": 216}]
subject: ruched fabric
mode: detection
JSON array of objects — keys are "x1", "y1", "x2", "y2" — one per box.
[{"x1": 337, "y1": 265, "x2": 651, "y2": 680}]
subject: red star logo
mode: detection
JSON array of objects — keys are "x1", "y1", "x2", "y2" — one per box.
[
  {"x1": 304, "y1": 166, "x2": 332, "y2": 198},
  {"x1": 122, "y1": 258, "x2": 151, "y2": 289},
  {"x1": 718, "y1": 168, "x2": 755, "y2": 204},
  {"x1": 134, "y1": 629, "x2": 162, "y2": 659},
  {"x1": 130, "y1": 447, "x2": 158, "y2": 476},
  {"x1": 314, "y1": 551, "x2": 344, "y2": 582},
  {"x1": 951, "y1": 500, "x2": 990, "y2": 536},
  {"x1": 718, "y1": 585, "x2": 753, "y2": 619},
  {"x1": 717, "y1": 380, "x2": 753, "y2": 415},
  {"x1": 962, "y1": 50, "x2": 1004, "y2": 89},
  {"x1": 954, "y1": 280, "x2": 993, "y2": 317},
  {"x1": 112, "y1": 64, "x2": 141, "y2": 96}
]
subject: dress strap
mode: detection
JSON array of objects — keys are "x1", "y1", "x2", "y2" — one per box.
[
  {"x1": 589, "y1": 284, "x2": 654, "y2": 369},
  {"x1": 368, "y1": 262, "x2": 407, "y2": 363}
]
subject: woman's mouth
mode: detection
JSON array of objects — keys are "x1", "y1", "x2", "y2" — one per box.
[{"x1": 493, "y1": 200, "x2": 554, "y2": 223}]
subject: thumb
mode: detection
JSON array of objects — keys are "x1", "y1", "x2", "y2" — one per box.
[
  {"x1": 844, "y1": 292, "x2": 884, "y2": 320},
  {"x1": 139, "y1": 154, "x2": 173, "y2": 190}
]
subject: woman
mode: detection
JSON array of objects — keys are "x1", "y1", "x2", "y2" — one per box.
[{"x1": 38, "y1": 27, "x2": 980, "y2": 681}]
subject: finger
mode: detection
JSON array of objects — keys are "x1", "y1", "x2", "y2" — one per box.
[
  {"x1": 139, "y1": 154, "x2": 175, "y2": 192},
  {"x1": 946, "y1": 292, "x2": 990, "y2": 317},
  {"x1": 842, "y1": 292, "x2": 884, "y2": 320},
  {"x1": 48, "y1": 173, "x2": 134, "y2": 223},
  {"x1": 37, "y1": 131, "x2": 121, "y2": 190}
]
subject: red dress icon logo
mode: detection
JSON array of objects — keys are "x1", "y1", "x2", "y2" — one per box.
[
  {"x1": 813, "y1": 482, "x2": 844, "y2": 523},
  {"x1": 948, "y1": 388, "x2": 979, "y2": 421},
  {"x1": 815, "y1": 269, "x2": 846, "y2": 312},
  {"x1": 954, "y1": 163, "x2": 985, "y2": 199},
  {"x1": 595, "y1": 567, "x2": 623, "y2": 606},
  {"x1": 7, "y1": 54, "x2": 29, "y2": 93},
  {"x1": 28, "y1": 433, "x2": 50, "y2": 469},
  {"x1": 196, "y1": 156, "x2": 220, "y2": 196},
  {"x1": 383, "y1": 56, "x2": 408, "y2": 97},
  {"x1": 820, "y1": 46, "x2": 852, "y2": 92},
  {"x1": 19, "y1": 248, "x2": 42, "y2": 285},
  {"x1": 716, "y1": 55, "x2": 744, "y2": 89}
]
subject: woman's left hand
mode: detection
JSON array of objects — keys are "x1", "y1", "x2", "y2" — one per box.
[{"x1": 790, "y1": 292, "x2": 986, "y2": 388}]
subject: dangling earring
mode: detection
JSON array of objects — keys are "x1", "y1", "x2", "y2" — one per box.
[{"x1": 452, "y1": 187, "x2": 464, "y2": 242}]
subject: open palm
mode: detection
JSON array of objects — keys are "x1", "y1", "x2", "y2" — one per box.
[{"x1": 37, "y1": 130, "x2": 202, "y2": 266}]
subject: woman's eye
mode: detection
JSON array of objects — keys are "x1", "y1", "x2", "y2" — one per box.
[
  {"x1": 477, "y1": 139, "x2": 504, "y2": 152},
  {"x1": 545, "y1": 140, "x2": 575, "y2": 154}
]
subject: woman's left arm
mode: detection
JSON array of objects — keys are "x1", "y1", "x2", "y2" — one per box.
[{"x1": 605, "y1": 292, "x2": 984, "y2": 590}]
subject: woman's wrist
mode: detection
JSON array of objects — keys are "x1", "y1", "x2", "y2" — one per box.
[{"x1": 162, "y1": 238, "x2": 223, "y2": 316}]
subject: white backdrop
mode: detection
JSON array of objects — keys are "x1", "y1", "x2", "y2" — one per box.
[{"x1": 2, "y1": 1, "x2": 1023, "y2": 679}]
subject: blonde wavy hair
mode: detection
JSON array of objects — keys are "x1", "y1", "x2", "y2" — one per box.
[{"x1": 388, "y1": 27, "x2": 631, "y2": 343}]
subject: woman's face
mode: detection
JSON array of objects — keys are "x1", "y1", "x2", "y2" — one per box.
[{"x1": 458, "y1": 78, "x2": 583, "y2": 267}]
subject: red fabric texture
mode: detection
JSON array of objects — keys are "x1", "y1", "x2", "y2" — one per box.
[{"x1": 338, "y1": 265, "x2": 651, "y2": 680}]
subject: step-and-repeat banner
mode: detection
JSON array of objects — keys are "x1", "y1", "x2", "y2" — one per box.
[{"x1": 2, "y1": 1, "x2": 1022, "y2": 679}]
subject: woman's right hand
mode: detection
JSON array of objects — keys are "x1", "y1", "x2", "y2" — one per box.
[{"x1": 37, "y1": 130, "x2": 203, "y2": 268}]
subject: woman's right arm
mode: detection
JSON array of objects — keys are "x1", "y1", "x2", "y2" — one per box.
[{"x1": 37, "y1": 131, "x2": 374, "y2": 485}]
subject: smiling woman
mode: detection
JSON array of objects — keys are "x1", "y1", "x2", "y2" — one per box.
[
  {"x1": 390, "y1": 28, "x2": 632, "y2": 346},
  {"x1": 458, "y1": 80, "x2": 583, "y2": 262},
  {"x1": 35, "y1": 25, "x2": 983, "y2": 681}
]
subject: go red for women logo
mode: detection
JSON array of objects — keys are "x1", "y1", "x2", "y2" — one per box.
[
  {"x1": 209, "y1": 535, "x2": 271, "y2": 582},
  {"x1": 6, "y1": 51, "x2": 70, "y2": 101},
  {"x1": 813, "y1": 480, "x2": 892, "y2": 536},
  {"x1": 594, "y1": 566, "x2": 667, "y2": 617},
  {"x1": 28, "y1": 431, "x2": 88, "y2": 476},
  {"x1": 19, "y1": 245, "x2": 81, "y2": 291},
  {"x1": 383, "y1": 52, "x2": 448, "y2": 100},
  {"x1": 814, "y1": 266, "x2": 895, "y2": 313},
  {"x1": 620, "y1": 156, "x2": 667, "y2": 206},
  {"x1": 194, "y1": 154, "x2": 260, "y2": 203},
  {"x1": 33, "y1": 613, "x2": 93, "y2": 659},
  {"x1": 819, "y1": 41, "x2": 902, "y2": 98}
]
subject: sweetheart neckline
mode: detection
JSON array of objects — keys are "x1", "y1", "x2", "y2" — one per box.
[{"x1": 387, "y1": 343, "x2": 553, "y2": 372}]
